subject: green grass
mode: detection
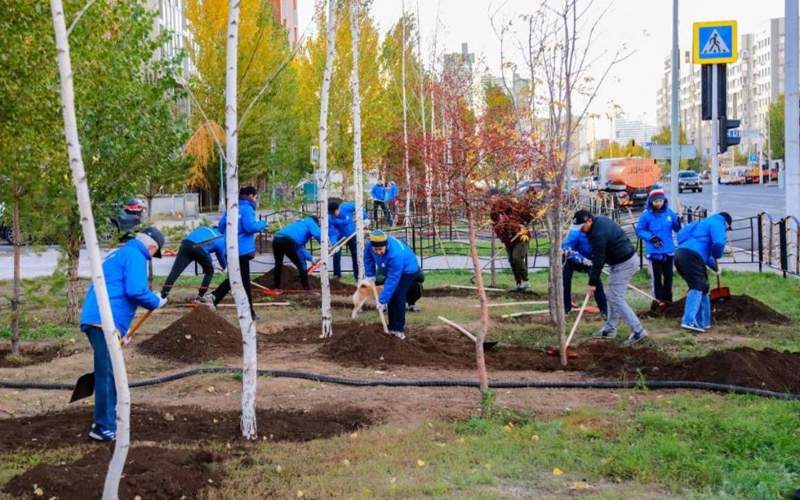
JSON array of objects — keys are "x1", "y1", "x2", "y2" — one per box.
[
  {"x1": 0, "y1": 324, "x2": 73, "y2": 341},
  {"x1": 211, "y1": 394, "x2": 800, "y2": 498}
]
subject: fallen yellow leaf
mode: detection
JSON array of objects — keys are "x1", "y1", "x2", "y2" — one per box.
[
  {"x1": 552, "y1": 467, "x2": 564, "y2": 476},
  {"x1": 416, "y1": 459, "x2": 426, "y2": 467}
]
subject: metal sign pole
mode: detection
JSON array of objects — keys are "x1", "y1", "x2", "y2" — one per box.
[{"x1": 711, "y1": 63, "x2": 719, "y2": 213}]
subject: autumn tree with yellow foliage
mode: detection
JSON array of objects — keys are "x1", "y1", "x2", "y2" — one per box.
[
  {"x1": 186, "y1": 0, "x2": 305, "y2": 196},
  {"x1": 295, "y1": 0, "x2": 389, "y2": 196}
]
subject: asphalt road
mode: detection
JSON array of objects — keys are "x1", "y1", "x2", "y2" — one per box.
[{"x1": 666, "y1": 182, "x2": 786, "y2": 219}]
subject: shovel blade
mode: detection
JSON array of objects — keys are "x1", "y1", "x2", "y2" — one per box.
[
  {"x1": 710, "y1": 287, "x2": 731, "y2": 302},
  {"x1": 70, "y1": 372, "x2": 95, "y2": 403}
]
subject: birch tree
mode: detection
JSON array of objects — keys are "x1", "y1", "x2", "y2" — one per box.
[
  {"x1": 318, "y1": 0, "x2": 340, "y2": 338},
  {"x1": 50, "y1": 0, "x2": 131, "y2": 496},
  {"x1": 350, "y1": 0, "x2": 367, "y2": 279},
  {"x1": 222, "y1": 0, "x2": 258, "y2": 439},
  {"x1": 400, "y1": 0, "x2": 412, "y2": 226},
  {"x1": 415, "y1": 1, "x2": 432, "y2": 224}
]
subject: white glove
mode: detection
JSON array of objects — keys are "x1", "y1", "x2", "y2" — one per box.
[
  {"x1": 581, "y1": 257, "x2": 593, "y2": 267},
  {"x1": 158, "y1": 296, "x2": 168, "y2": 309},
  {"x1": 376, "y1": 302, "x2": 387, "y2": 313},
  {"x1": 364, "y1": 219, "x2": 372, "y2": 228}
]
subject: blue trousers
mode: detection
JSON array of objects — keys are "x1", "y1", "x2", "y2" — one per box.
[
  {"x1": 388, "y1": 273, "x2": 416, "y2": 332},
  {"x1": 333, "y1": 237, "x2": 359, "y2": 280},
  {"x1": 83, "y1": 325, "x2": 116, "y2": 433}
]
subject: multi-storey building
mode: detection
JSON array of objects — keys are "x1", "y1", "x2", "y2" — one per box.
[
  {"x1": 271, "y1": 0, "x2": 299, "y2": 48},
  {"x1": 657, "y1": 17, "x2": 790, "y2": 159}
]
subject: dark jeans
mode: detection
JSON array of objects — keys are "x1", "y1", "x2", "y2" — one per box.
[
  {"x1": 333, "y1": 236, "x2": 359, "y2": 280},
  {"x1": 373, "y1": 200, "x2": 393, "y2": 226},
  {"x1": 650, "y1": 256, "x2": 675, "y2": 303},
  {"x1": 83, "y1": 325, "x2": 116, "y2": 433},
  {"x1": 160, "y1": 240, "x2": 214, "y2": 298},
  {"x1": 388, "y1": 273, "x2": 417, "y2": 332},
  {"x1": 674, "y1": 248, "x2": 709, "y2": 293},
  {"x1": 211, "y1": 254, "x2": 254, "y2": 309},
  {"x1": 563, "y1": 260, "x2": 607, "y2": 316},
  {"x1": 506, "y1": 239, "x2": 528, "y2": 283},
  {"x1": 272, "y1": 236, "x2": 309, "y2": 289}
]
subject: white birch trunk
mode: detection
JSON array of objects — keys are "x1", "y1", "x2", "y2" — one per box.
[
  {"x1": 350, "y1": 0, "x2": 366, "y2": 280},
  {"x1": 318, "y1": 0, "x2": 339, "y2": 338},
  {"x1": 415, "y1": 3, "x2": 432, "y2": 225},
  {"x1": 400, "y1": 1, "x2": 412, "y2": 226},
  {"x1": 50, "y1": 1, "x2": 130, "y2": 497},
  {"x1": 223, "y1": 0, "x2": 258, "y2": 439}
]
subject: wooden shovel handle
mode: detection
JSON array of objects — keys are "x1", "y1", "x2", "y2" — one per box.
[
  {"x1": 123, "y1": 309, "x2": 154, "y2": 345},
  {"x1": 564, "y1": 292, "x2": 591, "y2": 348},
  {"x1": 371, "y1": 282, "x2": 389, "y2": 334}
]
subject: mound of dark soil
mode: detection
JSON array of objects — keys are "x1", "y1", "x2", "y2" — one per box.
[
  {"x1": 658, "y1": 347, "x2": 800, "y2": 393},
  {"x1": 3, "y1": 446, "x2": 223, "y2": 500},
  {"x1": 254, "y1": 265, "x2": 356, "y2": 294},
  {"x1": 0, "y1": 343, "x2": 80, "y2": 368},
  {"x1": 314, "y1": 323, "x2": 666, "y2": 374},
  {"x1": 0, "y1": 405, "x2": 375, "y2": 453},
  {"x1": 645, "y1": 294, "x2": 790, "y2": 325},
  {"x1": 138, "y1": 307, "x2": 242, "y2": 363}
]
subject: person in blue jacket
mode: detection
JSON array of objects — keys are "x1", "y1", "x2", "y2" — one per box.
[
  {"x1": 329, "y1": 197, "x2": 369, "y2": 280},
  {"x1": 364, "y1": 230, "x2": 423, "y2": 339},
  {"x1": 160, "y1": 225, "x2": 226, "y2": 303},
  {"x1": 210, "y1": 186, "x2": 267, "y2": 318},
  {"x1": 386, "y1": 181, "x2": 399, "y2": 226},
  {"x1": 371, "y1": 181, "x2": 393, "y2": 226},
  {"x1": 635, "y1": 189, "x2": 681, "y2": 304},
  {"x1": 272, "y1": 215, "x2": 321, "y2": 290},
  {"x1": 80, "y1": 226, "x2": 168, "y2": 441},
  {"x1": 562, "y1": 229, "x2": 607, "y2": 317},
  {"x1": 674, "y1": 212, "x2": 731, "y2": 333}
]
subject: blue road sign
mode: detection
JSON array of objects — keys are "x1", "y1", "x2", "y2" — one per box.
[{"x1": 693, "y1": 20, "x2": 738, "y2": 64}]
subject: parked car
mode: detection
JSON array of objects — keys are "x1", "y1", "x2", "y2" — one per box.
[{"x1": 677, "y1": 170, "x2": 702, "y2": 193}]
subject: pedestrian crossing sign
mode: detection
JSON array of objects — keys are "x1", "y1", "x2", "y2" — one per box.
[{"x1": 693, "y1": 20, "x2": 738, "y2": 64}]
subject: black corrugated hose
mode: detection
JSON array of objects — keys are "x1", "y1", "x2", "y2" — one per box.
[{"x1": 1, "y1": 368, "x2": 799, "y2": 400}]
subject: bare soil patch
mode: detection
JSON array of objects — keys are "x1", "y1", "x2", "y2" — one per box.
[
  {"x1": 138, "y1": 307, "x2": 241, "y2": 363},
  {"x1": 254, "y1": 265, "x2": 356, "y2": 293},
  {"x1": 3, "y1": 446, "x2": 223, "y2": 500},
  {"x1": 645, "y1": 294, "x2": 790, "y2": 325},
  {"x1": 0, "y1": 405, "x2": 375, "y2": 453},
  {"x1": 0, "y1": 343, "x2": 80, "y2": 368}
]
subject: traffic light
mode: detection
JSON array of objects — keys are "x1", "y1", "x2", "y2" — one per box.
[{"x1": 718, "y1": 117, "x2": 741, "y2": 154}]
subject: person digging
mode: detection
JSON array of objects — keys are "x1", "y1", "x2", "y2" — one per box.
[
  {"x1": 572, "y1": 209, "x2": 648, "y2": 346},
  {"x1": 489, "y1": 190, "x2": 535, "y2": 292},
  {"x1": 80, "y1": 226, "x2": 168, "y2": 441},
  {"x1": 272, "y1": 214, "x2": 321, "y2": 291},
  {"x1": 674, "y1": 211, "x2": 731, "y2": 333},
  {"x1": 328, "y1": 197, "x2": 370, "y2": 280},
  {"x1": 562, "y1": 227, "x2": 607, "y2": 318},
  {"x1": 160, "y1": 225, "x2": 226, "y2": 306},
  {"x1": 209, "y1": 186, "x2": 267, "y2": 320},
  {"x1": 364, "y1": 230, "x2": 423, "y2": 339}
]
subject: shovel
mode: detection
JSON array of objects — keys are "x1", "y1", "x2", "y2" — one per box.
[
  {"x1": 439, "y1": 316, "x2": 498, "y2": 349},
  {"x1": 70, "y1": 309, "x2": 154, "y2": 403},
  {"x1": 710, "y1": 266, "x2": 731, "y2": 302},
  {"x1": 548, "y1": 292, "x2": 590, "y2": 358},
  {"x1": 370, "y1": 281, "x2": 389, "y2": 334},
  {"x1": 251, "y1": 281, "x2": 282, "y2": 297}
]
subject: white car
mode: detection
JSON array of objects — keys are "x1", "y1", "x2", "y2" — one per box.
[{"x1": 0, "y1": 202, "x2": 12, "y2": 244}]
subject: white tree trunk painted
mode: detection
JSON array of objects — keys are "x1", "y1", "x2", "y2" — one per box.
[
  {"x1": 50, "y1": 1, "x2": 130, "y2": 497},
  {"x1": 350, "y1": 0, "x2": 366, "y2": 280},
  {"x1": 415, "y1": 2, "x2": 432, "y2": 225},
  {"x1": 318, "y1": 0, "x2": 339, "y2": 338},
  {"x1": 401, "y1": 1, "x2": 412, "y2": 226},
  {"x1": 223, "y1": 0, "x2": 258, "y2": 439}
]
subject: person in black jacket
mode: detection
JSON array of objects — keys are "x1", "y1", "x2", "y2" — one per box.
[{"x1": 572, "y1": 210, "x2": 648, "y2": 345}]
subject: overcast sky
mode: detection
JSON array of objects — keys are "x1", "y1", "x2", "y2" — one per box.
[{"x1": 297, "y1": 1, "x2": 787, "y2": 139}]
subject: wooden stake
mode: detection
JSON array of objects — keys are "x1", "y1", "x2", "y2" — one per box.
[
  {"x1": 500, "y1": 310, "x2": 550, "y2": 319},
  {"x1": 473, "y1": 301, "x2": 548, "y2": 308}
]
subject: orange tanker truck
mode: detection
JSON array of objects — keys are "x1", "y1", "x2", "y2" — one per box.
[{"x1": 592, "y1": 157, "x2": 662, "y2": 208}]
